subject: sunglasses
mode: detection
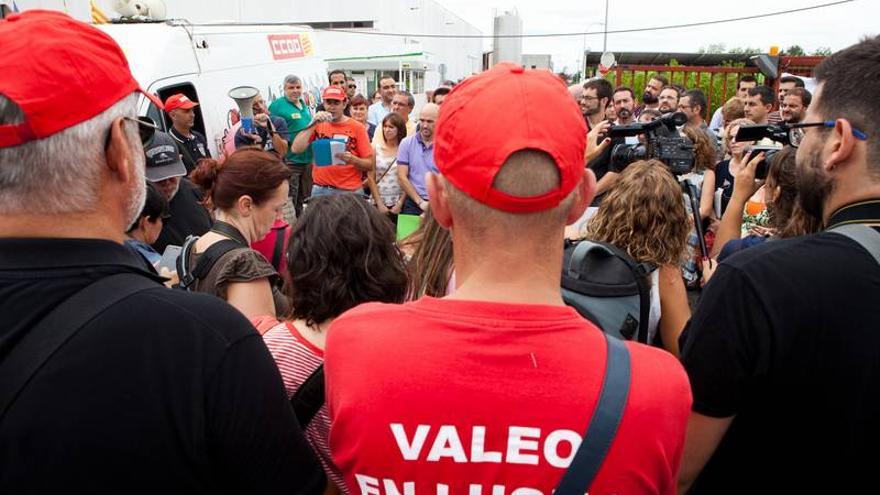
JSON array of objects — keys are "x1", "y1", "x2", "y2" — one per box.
[
  {"x1": 787, "y1": 121, "x2": 868, "y2": 148},
  {"x1": 105, "y1": 116, "x2": 160, "y2": 151},
  {"x1": 347, "y1": 84, "x2": 357, "y2": 89}
]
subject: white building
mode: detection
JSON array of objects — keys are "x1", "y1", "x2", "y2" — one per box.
[
  {"x1": 11, "y1": 0, "x2": 483, "y2": 98},
  {"x1": 286, "y1": 1, "x2": 483, "y2": 98},
  {"x1": 493, "y1": 10, "x2": 522, "y2": 65},
  {"x1": 522, "y1": 54, "x2": 553, "y2": 71}
]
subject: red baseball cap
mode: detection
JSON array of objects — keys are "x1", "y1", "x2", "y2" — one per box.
[
  {"x1": 321, "y1": 86, "x2": 347, "y2": 102},
  {"x1": 0, "y1": 10, "x2": 164, "y2": 149},
  {"x1": 164, "y1": 93, "x2": 199, "y2": 112},
  {"x1": 434, "y1": 63, "x2": 587, "y2": 213}
]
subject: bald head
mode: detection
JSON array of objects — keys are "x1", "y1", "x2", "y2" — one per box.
[{"x1": 419, "y1": 103, "x2": 440, "y2": 142}]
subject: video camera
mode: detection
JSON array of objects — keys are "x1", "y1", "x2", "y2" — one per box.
[
  {"x1": 734, "y1": 124, "x2": 790, "y2": 180},
  {"x1": 608, "y1": 111, "x2": 695, "y2": 176}
]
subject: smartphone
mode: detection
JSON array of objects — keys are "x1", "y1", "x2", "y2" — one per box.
[
  {"x1": 745, "y1": 145, "x2": 780, "y2": 180},
  {"x1": 157, "y1": 245, "x2": 182, "y2": 273}
]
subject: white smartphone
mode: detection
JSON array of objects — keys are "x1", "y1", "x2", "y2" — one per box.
[{"x1": 157, "y1": 245, "x2": 182, "y2": 273}]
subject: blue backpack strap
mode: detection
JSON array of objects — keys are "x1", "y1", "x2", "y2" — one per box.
[
  {"x1": 828, "y1": 224, "x2": 880, "y2": 265},
  {"x1": 554, "y1": 332, "x2": 632, "y2": 495}
]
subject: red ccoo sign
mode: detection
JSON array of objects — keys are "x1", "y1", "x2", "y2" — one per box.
[{"x1": 268, "y1": 34, "x2": 305, "y2": 60}]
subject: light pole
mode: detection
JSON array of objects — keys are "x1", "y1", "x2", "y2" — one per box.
[
  {"x1": 582, "y1": 21, "x2": 605, "y2": 80},
  {"x1": 603, "y1": 0, "x2": 609, "y2": 53}
]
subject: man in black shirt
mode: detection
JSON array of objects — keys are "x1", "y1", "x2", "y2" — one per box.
[
  {"x1": 678, "y1": 36, "x2": 880, "y2": 494},
  {"x1": 144, "y1": 131, "x2": 213, "y2": 253},
  {"x1": 0, "y1": 12, "x2": 324, "y2": 493},
  {"x1": 165, "y1": 93, "x2": 212, "y2": 172}
]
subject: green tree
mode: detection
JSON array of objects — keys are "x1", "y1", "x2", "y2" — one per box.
[
  {"x1": 784, "y1": 45, "x2": 805, "y2": 56},
  {"x1": 812, "y1": 46, "x2": 832, "y2": 56}
]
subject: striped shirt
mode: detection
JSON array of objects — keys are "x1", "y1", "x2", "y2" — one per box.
[{"x1": 259, "y1": 319, "x2": 347, "y2": 493}]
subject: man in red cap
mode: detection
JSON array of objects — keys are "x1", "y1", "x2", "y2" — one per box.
[
  {"x1": 291, "y1": 85, "x2": 373, "y2": 196},
  {"x1": 0, "y1": 11, "x2": 324, "y2": 493},
  {"x1": 165, "y1": 92, "x2": 211, "y2": 172},
  {"x1": 323, "y1": 63, "x2": 692, "y2": 494}
]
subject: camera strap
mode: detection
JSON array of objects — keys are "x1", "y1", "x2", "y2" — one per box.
[{"x1": 827, "y1": 224, "x2": 880, "y2": 266}]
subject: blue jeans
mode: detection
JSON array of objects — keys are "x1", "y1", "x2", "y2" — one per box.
[
  {"x1": 310, "y1": 184, "x2": 363, "y2": 198},
  {"x1": 402, "y1": 197, "x2": 425, "y2": 215}
]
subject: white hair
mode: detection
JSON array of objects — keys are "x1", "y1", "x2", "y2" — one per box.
[
  {"x1": 0, "y1": 93, "x2": 143, "y2": 216},
  {"x1": 284, "y1": 74, "x2": 302, "y2": 87}
]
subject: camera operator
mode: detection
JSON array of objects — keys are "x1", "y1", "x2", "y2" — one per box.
[
  {"x1": 583, "y1": 78, "x2": 626, "y2": 206},
  {"x1": 679, "y1": 37, "x2": 880, "y2": 494}
]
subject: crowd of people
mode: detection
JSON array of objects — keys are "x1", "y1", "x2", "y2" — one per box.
[{"x1": 1, "y1": 10, "x2": 879, "y2": 495}]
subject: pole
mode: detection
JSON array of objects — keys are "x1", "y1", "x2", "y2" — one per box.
[{"x1": 603, "y1": 0, "x2": 609, "y2": 52}]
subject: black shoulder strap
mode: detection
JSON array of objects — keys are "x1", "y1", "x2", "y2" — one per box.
[
  {"x1": 271, "y1": 226, "x2": 287, "y2": 272},
  {"x1": 290, "y1": 364, "x2": 325, "y2": 428},
  {"x1": 178, "y1": 238, "x2": 244, "y2": 290},
  {"x1": 0, "y1": 273, "x2": 158, "y2": 421},
  {"x1": 554, "y1": 333, "x2": 632, "y2": 495}
]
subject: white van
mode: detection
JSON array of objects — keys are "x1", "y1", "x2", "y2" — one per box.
[{"x1": 98, "y1": 21, "x2": 329, "y2": 157}]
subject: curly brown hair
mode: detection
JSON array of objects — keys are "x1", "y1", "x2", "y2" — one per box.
[
  {"x1": 682, "y1": 126, "x2": 717, "y2": 173},
  {"x1": 285, "y1": 194, "x2": 408, "y2": 327},
  {"x1": 584, "y1": 160, "x2": 690, "y2": 266}
]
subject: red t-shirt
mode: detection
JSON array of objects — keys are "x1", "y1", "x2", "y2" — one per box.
[
  {"x1": 325, "y1": 297, "x2": 691, "y2": 495},
  {"x1": 310, "y1": 118, "x2": 373, "y2": 190}
]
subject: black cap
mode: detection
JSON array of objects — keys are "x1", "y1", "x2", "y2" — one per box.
[{"x1": 144, "y1": 131, "x2": 186, "y2": 182}]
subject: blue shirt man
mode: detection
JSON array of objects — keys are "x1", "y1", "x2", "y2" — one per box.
[{"x1": 397, "y1": 103, "x2": 439, "y2": 215}]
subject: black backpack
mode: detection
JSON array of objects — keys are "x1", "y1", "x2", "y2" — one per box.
[{"x1": 561, "y1": 239, "x2": 656, "y2": 343}]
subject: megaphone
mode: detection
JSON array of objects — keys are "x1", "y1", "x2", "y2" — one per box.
[{"x1": 228, "y1": 86, "x2": 259, "y2": 133}]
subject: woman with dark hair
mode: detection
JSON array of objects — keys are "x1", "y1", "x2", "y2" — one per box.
[
  {"x1": 255, "y1": 194, "x2": 408, "y2": 493},
  {"x1": 348, "y1": 94, "x2": 375, "y2": 140},
  {"x1": 582, "y1": 160, "x2": 692, "y2": 356},
  {"x1": 366, "y1": 112, "x2": 407, "y2": 221},
  {"x1": 186, "y1": 148, "x2": 291, "y2": 318},
  {"x1": 124, "y1": 181, "x2": 169, "y2": 272},
  {"x1": 708, "y1": 147, "x2": 821, "y2": 265}
]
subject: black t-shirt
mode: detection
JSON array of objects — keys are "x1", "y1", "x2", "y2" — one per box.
[
  {"x1": 170, "y1": 127, "x2": 212, "y2": 172},
  {"x1": 679, "y1": 199, "x2": 880, "y2": 494},
  {"x1": 586, "y1": 123, "x2": 624, "y2": 206},
  {"x1": 152, "y1": 178, "x2": 213, "y2": 253},
  {"x1": 714, "y1": 159, "x2": 735, "y2": 215},
  {"x1": 0, "y1": 238, "x2": 325, "y2": 494}
]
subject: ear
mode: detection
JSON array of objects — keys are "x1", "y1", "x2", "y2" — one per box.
[
  {"x1": 826, "y1": 119, "x2": 858, "y2": 170},
  {"x1": 427, "y1": 173, "x2": 453, "y2": 229},
  {"x1": 105, "y1": 117, "x2": 135, "y2": 184},
  {"x1": 236, "y1": 194, "x2": 255, "y2": 216},
  {"x1": 566, "y1": 169, "x2": 597, "y2": 225}
]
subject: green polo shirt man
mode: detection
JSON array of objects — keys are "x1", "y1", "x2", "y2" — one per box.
[
  {"x1": 269, "y1": 75, "x2": 313, "y2": 217},
  {"x1": 270, "y1": 77, "x2": 313, "y2": 165}
]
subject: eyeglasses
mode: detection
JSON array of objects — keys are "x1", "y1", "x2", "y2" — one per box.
[
  {"x1": 787, "y1": 121, "x2": 869, "y2": 148},
  {"x1": 581, "y1": 95, "x2": 599, "y2": 102}
]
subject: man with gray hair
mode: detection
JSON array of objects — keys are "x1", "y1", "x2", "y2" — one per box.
[
  {"x1": 372, "y1": 89, "x2": 416, "y2": 148},
  {"x1": 270, "y1": 73, "x2": 314, "y2": 218},
  {"x1": 0, "y1": 11, "x2": 325, "y2": 493}
]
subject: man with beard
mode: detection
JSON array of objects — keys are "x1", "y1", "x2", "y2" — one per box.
[
  {"x1": 635, "y1": 73, "x2": 668, "y2": 117},
  {"x1": 612, "y1": 86, "x2": 636, "y2": 125},
  {"x1": 0, "y1": 11, "x2": 325, "y2": 493},
  {"x1": 678, "y1": 36, "x2": 880, "y2": 495},
  {"x1": 146, "y1": 131, "x2": 212, "y2": 253},
  {"x1": 583, "y1": 78, "x2": 624, "y2": 205},
  {"x1": 780, "y1": 87, "x2": 811, "y2": 124},
  {"x1": 658, "y1": 86, "x2": 680, "y2": 115},
  {"x1": 679, "y1": 89, "x2": 721, "y2": 160}
]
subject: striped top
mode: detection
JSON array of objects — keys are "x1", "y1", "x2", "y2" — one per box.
[{"x1": 259, "y1": 318, "x2": 347, "y2": 494}]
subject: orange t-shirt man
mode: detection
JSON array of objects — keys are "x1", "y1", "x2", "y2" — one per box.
[{"x1": 309, "y1": 118, "x2": 373, "y2": 191}]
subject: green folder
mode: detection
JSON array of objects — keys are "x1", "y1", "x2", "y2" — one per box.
[{"x1": 396, "y1": 214, "x2": 421, "y2": 241}]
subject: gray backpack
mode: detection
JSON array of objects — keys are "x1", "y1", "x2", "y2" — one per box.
[{"x1": 561, "y1": 239, "x2": 656, "y2": 343}]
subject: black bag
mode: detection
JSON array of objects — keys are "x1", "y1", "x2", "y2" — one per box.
[
  {"x1": 290, "y1": 365, "x2": 325, "y2": 428},
  {"x1": 561, "y1": 239, "x2": 656, "y2": 343}
]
